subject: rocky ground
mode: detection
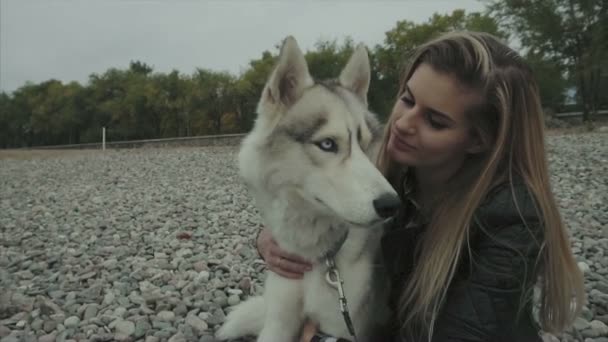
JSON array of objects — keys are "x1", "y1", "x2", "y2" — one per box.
[{"x1": 0, "y1": 131, "x2": 606, "y2": 342}]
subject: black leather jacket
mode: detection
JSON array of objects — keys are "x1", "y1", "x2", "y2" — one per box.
[{"x1": 380, "y1": 181, "x2": 544, "y2": 342}]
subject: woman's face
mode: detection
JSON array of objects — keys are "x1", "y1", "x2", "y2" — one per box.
[{"x1": 387, "y1": 63, "x2": 483, "y2": 175}]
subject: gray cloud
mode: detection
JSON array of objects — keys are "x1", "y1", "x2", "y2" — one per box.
[{"x1": 0, "y1": 0, "x2": 484, "y2": 92}]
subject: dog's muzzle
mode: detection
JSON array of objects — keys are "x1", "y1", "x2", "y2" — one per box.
[{"x1": 373, "y1": 193, "x2": 401, "y2": 219}]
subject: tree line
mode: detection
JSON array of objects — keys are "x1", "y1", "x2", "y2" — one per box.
[{"x1": 1, "y1": 2, "x2": 606, "y2": 148}]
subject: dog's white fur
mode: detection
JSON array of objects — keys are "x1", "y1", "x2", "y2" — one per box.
[{"x1": 216, "y1": 36, "x2": 398, "y2": 342}]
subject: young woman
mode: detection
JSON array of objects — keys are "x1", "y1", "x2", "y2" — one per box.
[{"x1": 256, "y1": 31, "x2": 586, "y2": 341}]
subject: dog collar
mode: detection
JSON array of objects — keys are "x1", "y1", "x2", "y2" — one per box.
[{"x1": 321, "y1": 229, "x2": 349, "y2": 261}]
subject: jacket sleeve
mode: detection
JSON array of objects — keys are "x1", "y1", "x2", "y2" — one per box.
[{"x1": 430, "y1": 220, "x2": 543, "y2": 342}]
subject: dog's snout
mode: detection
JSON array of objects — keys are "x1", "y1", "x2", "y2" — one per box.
[{"x1": 373, "y1": 193, "x2": 401, "y2": 219}]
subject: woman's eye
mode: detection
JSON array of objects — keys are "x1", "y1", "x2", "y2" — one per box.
[
  {"x1": 315, "y1": 138, "x2": 338, "y2": 153},
  {"x1": 426, "y1": 113, "x2": 447, "y2": 129},
  {"x1": 401, "y1": 96, "x2": 414, "y2": 107}
]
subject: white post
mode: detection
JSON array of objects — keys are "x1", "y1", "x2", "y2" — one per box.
[{"x1": 102, "y1": 127, "x2": 106, "y2": 151}]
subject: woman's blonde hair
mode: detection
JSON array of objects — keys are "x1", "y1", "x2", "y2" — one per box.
[{"x1": 376, "y1": 31, "x2": 585, "y2": 339}]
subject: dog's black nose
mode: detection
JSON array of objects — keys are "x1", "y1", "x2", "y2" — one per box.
[{"x1": 373, "y1": 193, "x2": 401, "y2": 218}]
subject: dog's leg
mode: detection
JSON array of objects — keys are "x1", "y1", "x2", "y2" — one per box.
[
  {"x1": 215, "y1": 296, "x2": 266, "y2": 340},
  {"x1": 257, "y1": 273, "x2": 304, "y2": 342}
]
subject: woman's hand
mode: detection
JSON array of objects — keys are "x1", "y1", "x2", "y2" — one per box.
[
  {"x1": 256, "y1": 228, "x2": 313, "y2": 279},
  {"x1": 300, "y1": 320, "x2": 319, "y2": 342},
  {"x1": 300, "y1": 320, "x2": 351, "y2": 342}
]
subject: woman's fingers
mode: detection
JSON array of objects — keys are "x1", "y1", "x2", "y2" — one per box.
[
  {"x1": 270, "y1": 255, "x2": 311, "y2": 275},
  {"x1": 260, "y1": 229, "x2": 314, "y2": 277},
  {"x1": 270, "y1": 246, "x2": 312, "y2": 270},
  {"x1": 280, "y1": 250, "x2": 314, "y2": 268},
  {"x1": 300, "y1": 320, "x2": 319, "y2": 342},
  {"x1": 268, "y1": 265, "x2": 305, "y2": 279}
]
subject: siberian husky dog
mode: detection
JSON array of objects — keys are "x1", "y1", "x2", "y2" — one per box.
[{"x1": 216, "y1": 36, "x2": 400, "y2": 342}]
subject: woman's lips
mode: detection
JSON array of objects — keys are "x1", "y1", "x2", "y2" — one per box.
[{"x1": 391, "y1": 129, "x2": 416, "y2": 151}]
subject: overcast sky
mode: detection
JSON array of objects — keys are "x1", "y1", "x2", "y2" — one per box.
[{"x1": 0, "y1": 0, "x2": 486, "y2": 93}]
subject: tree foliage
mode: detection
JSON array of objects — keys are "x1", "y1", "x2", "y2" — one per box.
[
  {"x1": 488, "y1": 0, "x2": 608, "y2": 120},
  {"x1": 1, "y1": 7, "x2": 587, "y2": 148}
]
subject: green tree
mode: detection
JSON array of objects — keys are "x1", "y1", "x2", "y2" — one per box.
[
  {"x1": 0, "y1": 92, "x2": 19, "y2": 148},
  {"x1": 525, "y1": 51, "x2": 568, "y2": 111},
  {"x1": 151, "y1": 70, "x2": 191, "y2": 137},
  {"x1": 190, "y1": 69, "x2": 237, "y2": 134},
  {"x1": 235, "y1": 50, "x2": 277, "y2": 131},
  {"x1": 488, "y1": 0, "x2": 608, "y2": 120},
  {"x1": 87, "y1": 69, "x2": 129, "y2": 141},
  {"x1": 305, "y1": 38, "x2": 355, "y2": 79}
]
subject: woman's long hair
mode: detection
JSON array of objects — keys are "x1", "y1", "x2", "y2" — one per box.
[{"x1": 376, "y1": 31, "x2": 585, "y2": 339}]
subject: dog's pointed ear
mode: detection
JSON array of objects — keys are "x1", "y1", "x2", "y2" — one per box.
[
  {"x1": 339, "y1": 44, "x2": 370, "y2": 105},
  {"x1": 261, "y1": 36, "x2": 313, "y2": 113}
]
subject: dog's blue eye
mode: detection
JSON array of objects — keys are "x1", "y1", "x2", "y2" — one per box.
[{"x1": 316, "y1": 138, "x2": 338, "y2": 153}]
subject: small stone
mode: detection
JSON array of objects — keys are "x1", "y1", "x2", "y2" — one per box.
[
  {"x1": 38, "y1": 333, "x2": 57, "y2": 342},
  {"x1": 213, "y1": 296, "x2": 227, "y2": 308},
  {"x1": 238, "y1": 277, "x2": 252, "y2": 295},
  {"x1": 83, "y1": 304, "x2": 99, "y2": 320},
  {"x1": 227, "y1": 295, "x2": 240, "y2": 306},
  {"x1": 168, "y1": 331, "x2": 187, "y2": 342},
  {"x1": 199, "y1": 335, "x2": 216, "y2": 342},
  {"x1": 585, "y1": 320, "x2": 608, "y2": 338},
  {"x1": 582, "y1": 306, "x2": 595, "y2": 321},
  {"x1": 193, "y1": 261, "x2": 207, "y2": 272},
  {"x1": 152, "y1": 320, "x2": 172, "y2": 330},
  {"x1": 48, "y1": 290, "x2": 65, "y2": 300},
  {"x1": 134, "y1": 319, "x2": 151, "y2": 338},
  {"x1": 64, "y1": 316, "x2": 80, "y2": 329},
  {"x1": 0, "y1": 325, "x2": 9, "y2": 338},
  {"x1": 30, "y1": 318, "x2": 43, "y2": 330},
  {"x1": 176, "y1": 248, "x2": 192, "y2": 258},
  {"x1": 55, "y1": 329, "x2": 70, "y2": 341},
  {"x1": 226, "y1": 289, "x2": 243, "y2": 296},
  {"x1": 0, "y1": 334, "x2": 20, "y2": 342},
  {"x1": 43, "y1": 320, "x2": 57, "y2": 333},
  {"x1": 174, "y1": 303, "x2": 188, "y2": 317},
  {"x1": 195, "y1": 271, "x2": 210, "y2": 284},
  {"x1": 144, "y1": 337, "x2": 160, "y2": 342},
  {"x1": 113, "y1": 307, "x2": 127, "y2": 318},
  {"x1": 79, "y1": 271, "x2": 96, "y2": 280},
  {"x1": 578, "y1": 262, "x2": 591, "y2": 274},
  {"x1": 206, "y1": 309, "x2": 225, "y2": 326},
  {"x1": 574, "y1": 317, "x2": 591, "y2": 331},
  {"x1": 102, "y1": 259, "x2": 118, "y2": 269},
  {"x1": 102, "y1": 292, "x2": 115, "y2": 306},
  {"x1": 37, "y1": 296, "x2": 63, "y2": 316},
  {"x1": 154, "y1": 326, "x2": 177, "y2": 339},
  {"x1": 596, "y1": 281, "x2": 608, "y2": 294},
  {"x1": 156, "y1": 310, "x2": 175, "y2": 322},
  {"x1": 185, "y1": 315, "x2": 208, "y2": 334},
  {"x1": 541, "y1": 334, "x2": 559, "y2": 342},
  {"x1": 114, "y1": 320, "x2": 135, "y2": 336},
  {"x1": 89, "y1": 333, "x2": 114, "y2": 341},
  {"x1": 113, "y1": 333, "x2": 131, "y2": 342}
]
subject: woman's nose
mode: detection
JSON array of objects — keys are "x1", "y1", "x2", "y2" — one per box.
[{"x1": 394, "y1": 107, "x2": 418, "y2": 135}]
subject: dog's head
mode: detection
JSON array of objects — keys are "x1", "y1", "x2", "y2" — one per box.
[{"x1": 244, "y1": 36, "x2": 400, "y2": 227}]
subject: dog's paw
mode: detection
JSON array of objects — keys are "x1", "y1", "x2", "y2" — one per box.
[{"x1": 214, "y1": 323, "x2": 234, "y2": 340}]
